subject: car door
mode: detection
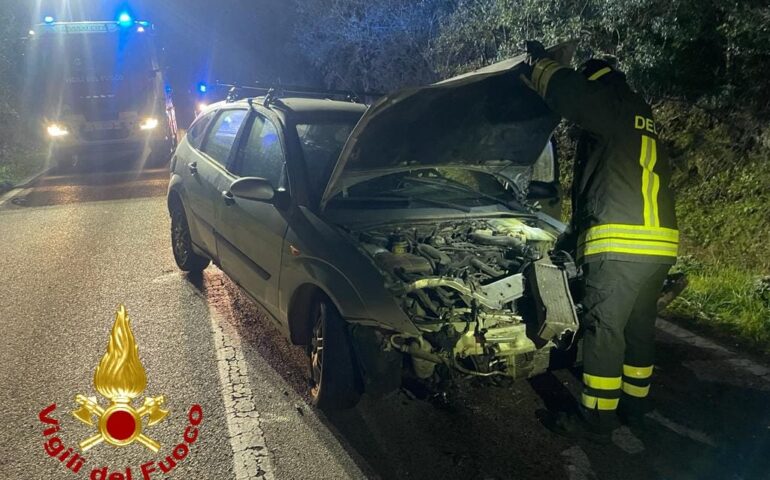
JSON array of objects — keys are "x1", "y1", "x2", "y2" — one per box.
[
  {"x1": 217, "y1": 110, "x2": 289, "y2": 316},
  {"x1": 184, "y1": 108, "x2": 248, "y2": 258}
]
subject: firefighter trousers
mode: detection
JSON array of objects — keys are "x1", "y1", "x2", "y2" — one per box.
[{"x1": 578, "y1": 260, "x2": 671, "y2": 416}]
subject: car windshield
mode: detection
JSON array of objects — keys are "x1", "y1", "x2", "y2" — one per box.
[
  {"x1": 328, "y1": 168, "x2": 524, "y2": 211},
  {"x1": 296, "y1": 121, "x2": 358, "y2": 200}
]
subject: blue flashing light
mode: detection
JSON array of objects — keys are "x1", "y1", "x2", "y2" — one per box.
[
  {"x1": 44, "y1": 16, "x2": 55, "y2": 24},
  {"x1": 118, "y1": 12, "x2": 133, "y2": 27},
  {"x1": 197, "y1": 82, "x2": 208, "y2": 94},
  {"x1": 138, "y1": 21, "x2": 150, "y2": 27}
]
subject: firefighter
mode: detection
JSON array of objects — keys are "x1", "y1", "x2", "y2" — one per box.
[{"x1": 522, "y1": 41, "x2": 678, "y2": 442}]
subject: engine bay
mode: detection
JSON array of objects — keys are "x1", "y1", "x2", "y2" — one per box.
[{"x1": 355, "y1": 216, "x2": 579, "y2": 381}]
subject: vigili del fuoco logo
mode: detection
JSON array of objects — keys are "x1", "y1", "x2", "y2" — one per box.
[{"x1": 37, "y1": 305, "x2": 204, "y2": 479}]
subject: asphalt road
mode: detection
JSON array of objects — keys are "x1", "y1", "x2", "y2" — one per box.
[{"x1": 1, "y1": 164, "x2": 769, "y2": 480}]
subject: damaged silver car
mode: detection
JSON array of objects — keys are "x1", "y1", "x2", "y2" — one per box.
[{"x1": 168, "y1": 45, "x2": 580, "y2": 409}]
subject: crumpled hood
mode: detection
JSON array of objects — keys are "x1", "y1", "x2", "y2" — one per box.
[{"x1": 321, "y1": 43, "x2": 575, "y2": 208}]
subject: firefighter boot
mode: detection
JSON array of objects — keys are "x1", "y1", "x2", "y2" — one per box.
[
  {"x1": 545, "y1": 406, "x2": 615, "y2": 444},
  {"x1": 617, "y1": 394, "x2": 651, "y2": 429}
]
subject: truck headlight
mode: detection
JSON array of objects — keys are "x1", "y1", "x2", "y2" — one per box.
[
  {"x1": 46, "y1": 124, "x2": 69, "y2": 137},
  {"x1": 139, "y1": 117, "x2": 159, "y2": 130}
]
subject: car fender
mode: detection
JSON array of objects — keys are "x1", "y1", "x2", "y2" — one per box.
[{"x1": 279, "y1": 208, "x2": 420, "y2": 342}]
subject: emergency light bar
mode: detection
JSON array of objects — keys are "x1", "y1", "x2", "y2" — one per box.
[{"x1": 30, "y1": 20, "x2": 154, "y2": 36}]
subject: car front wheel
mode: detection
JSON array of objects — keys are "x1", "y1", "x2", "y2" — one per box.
[
  {"x1": 308, "y1": 295, "x2": 361, "y2": 410},
  {"x1": 170, "y1": 205, "x2": 210, "y2": 273}
]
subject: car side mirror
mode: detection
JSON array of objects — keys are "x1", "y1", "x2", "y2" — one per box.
[{"x1": 230, "y1": 177, "x2": 275, "y2": 202}]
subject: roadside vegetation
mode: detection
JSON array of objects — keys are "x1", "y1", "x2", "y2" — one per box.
[
  {"x1": 0, "y1": 1, "x2": 45, "y2": 191},
  {"x1": 294, "y1": 0, "x2": 770, "y2": 352}
]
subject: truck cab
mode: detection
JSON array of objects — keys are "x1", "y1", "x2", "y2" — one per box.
[{"x1": 25, "y1": 15, "x2": 177, "y2": 168}]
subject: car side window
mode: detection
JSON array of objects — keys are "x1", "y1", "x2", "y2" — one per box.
[
  {"x1": 202, "y1": 109, "x2": 248, "y2": 166},
  {"x1": 237, "y1": 113, "x2": 285, "y2": 188},
  {"x1": 186, "y1": 111, "x2": 215, "y2": 149}
]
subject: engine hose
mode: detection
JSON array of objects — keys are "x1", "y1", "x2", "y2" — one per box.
[
  {"x1": 417, "y1": 243, "x2": 451, "y2": 265},
  {"x1": 498, "y1": 259, "x2": 521, "y2": 271},
  {"x1": 412, "y1": 289, "x2": 440, "y2": 316},
  {"x1": 469, "y1": 231, "x2": 525, "y2": 248},
  {"x1": 470, "y1": 258, "x2": 504, "y2": 277},
  {"x1": 452, "y1": 362, "x2": 509, "y2": 377}
]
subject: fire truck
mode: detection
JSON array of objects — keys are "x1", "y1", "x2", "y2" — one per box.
[{"x1": 26, "y1": 13, "x2": 177, "y2": 168}]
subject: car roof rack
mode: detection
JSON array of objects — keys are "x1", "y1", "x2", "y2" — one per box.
[{"x1": 216, "y1": 82, "x2": 383, "y2": 107}]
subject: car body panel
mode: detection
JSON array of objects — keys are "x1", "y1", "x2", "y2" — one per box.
[
  {"x1": 278, "y1": 206, "x2": 421, "y2": 336},
  {"x1": 320, "y1": 42, "x2": 576, "y2": 208}
]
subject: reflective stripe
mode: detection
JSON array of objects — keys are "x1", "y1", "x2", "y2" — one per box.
[
  {"x1": 578, "y1": 223, "x2": 679, "y2": 259},
  {"x1": 581, "y1": 239, "x2": 678, "y2": 258},
  {"x1": 583, "y1": 373, "x2": 622, "y2": 390},
  {"x1": 588, "y1": 67, "x2": 612, "y2": 81},
  {"x1": 622, "y1": 383, "x2": 650, "y2": 398},
  {"x1": 532, "y1": 59, "x2": 567, "y2": 97},
  {"x1": 639, "y1": 135, "x2": 661, "y2": 227},
  {"x1": 581, "y1": 224, "x2": 679, "y2": 244},
  {"x1": 623, "y1": 364, "x2": 654, "y2": 379},
  {"x1": 581, "y1": 393, "x2": 620, "y2": 410}
]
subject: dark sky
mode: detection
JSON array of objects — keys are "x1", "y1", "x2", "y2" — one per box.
[{"x1": 29, "y1": 0, "x2": 309, "y2": 118}]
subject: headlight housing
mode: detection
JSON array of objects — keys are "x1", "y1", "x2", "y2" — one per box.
[
  {"x1": 139, "y1": 117, "x2": 159, "y2": 131},
  {"x1": 46, "y1": 124, "x2": 69, "y2": 137}
]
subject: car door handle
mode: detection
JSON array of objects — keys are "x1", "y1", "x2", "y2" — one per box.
[
  {"x1": 187, "y1": 162, "x2": 198, "y2": 175},
  {"x1": 221, "y1": 190, "x2": 235, "y2": 206}
]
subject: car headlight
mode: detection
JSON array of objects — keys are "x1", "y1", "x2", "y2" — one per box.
[
  {"x1": 46, "y1": 124, "x2": 69, "y2": 137},
  {"x1": 139, "y1": 117, "x2": 159, "y2": 130}
]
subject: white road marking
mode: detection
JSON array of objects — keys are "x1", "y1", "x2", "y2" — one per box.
[
  {"x1": 657, "y1": 318, "x2": 770, "y2": 386},
  {"x1": 611, "y1": 426, "x2": 646, "y2": 454},
  {"x1": 646, "y1": 410, "x2": 717, "y2": 447},
  {"x1": 209, "y1": 305, "x2": 276, "y2": 480},
  {"x1": 561, "y1": 445, "x2": 597, "y2": 480},
  {"x1": 0, "y1": 187, "x2": 31, "y2": 207},
  {"x1": 682, "y1": 360, "x2": 770, "y2": 391}
]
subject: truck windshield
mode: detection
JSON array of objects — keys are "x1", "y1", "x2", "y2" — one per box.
[{"x1": 28, "y1": 30, "x2": 157, "y2": 120}]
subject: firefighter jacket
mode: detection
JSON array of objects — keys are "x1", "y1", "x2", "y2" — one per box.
[{"x1": 530, "y1": 59, "x2": 678, "y2": 265}]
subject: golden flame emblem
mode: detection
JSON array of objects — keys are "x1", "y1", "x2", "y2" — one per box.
[{"x1": 72, "y1": 305, "x2": 168, "y2": 452}]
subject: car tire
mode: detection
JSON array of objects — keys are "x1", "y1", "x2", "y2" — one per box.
[
  {"x1": 308, "y1": 295, "x2": 361, "y2": 410},
  {"x1": 170, "y1": 205, "x2": 210, "y2": 272}
]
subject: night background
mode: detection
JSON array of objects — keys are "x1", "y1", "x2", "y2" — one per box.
[
  {"x1": 1, "y1": 0, "x2": 769, "y2": 356},
  {"x1": 27, "y1": 0, "x2": 306, "y2": 125},
  {"x1": 0, "y1": 1, "x2": 769, "y2": 477}
]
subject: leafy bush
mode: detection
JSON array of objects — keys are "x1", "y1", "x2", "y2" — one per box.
[
  {"x1": 667, "y1": 264, "x2": 770, "y2": 354},
  {"x1": 0, "y1": 0, "x2": 39, "y2": 184}
]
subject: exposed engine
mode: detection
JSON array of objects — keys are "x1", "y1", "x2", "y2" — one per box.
[{"x1": 356, "y1": 217, "x2": 579, "y2": 382}]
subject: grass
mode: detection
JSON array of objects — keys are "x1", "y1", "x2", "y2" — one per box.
[
  {"x1": 0, "y1": 145, "x2": 46, "y2": 190},
  {"x1": 664, "y1": 259, "x2": 770, "y2": 356}
]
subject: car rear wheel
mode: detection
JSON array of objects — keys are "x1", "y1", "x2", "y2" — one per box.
[
  {"x1": 308, "y1": 295, "x2": 361, "y2": 410},
  {"x1": 170, "y1": 206, "x2": 210, "y2": 272}
]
